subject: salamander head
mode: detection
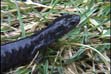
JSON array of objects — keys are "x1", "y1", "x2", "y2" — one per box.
[
  {"x1": 63, "y1": 14, "x2": 80, "y2": 28},
  {"x1": 53, "y1": 14, "x2": 80, "y2": 28}
]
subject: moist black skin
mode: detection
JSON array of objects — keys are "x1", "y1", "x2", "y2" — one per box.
[{"x1": 1, "y1": 14, "x2": 80, "y2": 73}]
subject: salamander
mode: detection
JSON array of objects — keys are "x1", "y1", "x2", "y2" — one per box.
[{"x1": 1, "y1": 14, "x2": 80, "y2": 73}]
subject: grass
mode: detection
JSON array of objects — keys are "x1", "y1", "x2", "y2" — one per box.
[
  {"x1": 14, "y1": 0, "x2": 26, "y2": 38},
  {"x1": 1, "y1": 0, "x2": 110, "y2": 74}
]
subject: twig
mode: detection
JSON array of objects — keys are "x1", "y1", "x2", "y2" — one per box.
[
  {"x1": 27, "y1": 51, "x2": 39, "y2": 68},
  {"x1": 70, "y1": 43, "x2": 110, "y2": 62}
]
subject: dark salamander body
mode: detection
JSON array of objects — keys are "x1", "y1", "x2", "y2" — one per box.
[{"x1": 1, "y1": 14, "x2": 80, "y2": 72}]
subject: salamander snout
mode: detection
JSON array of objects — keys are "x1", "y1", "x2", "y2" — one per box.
[
  {"x1": 64, "y1": 14, "x2": 80, "y2": 28},
  {"x1": 71, "y1": 14, "x2": 80, "y2": 25},
  {"x1": 61, "y1": 14, "x2": 80, "y2": 28}
]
